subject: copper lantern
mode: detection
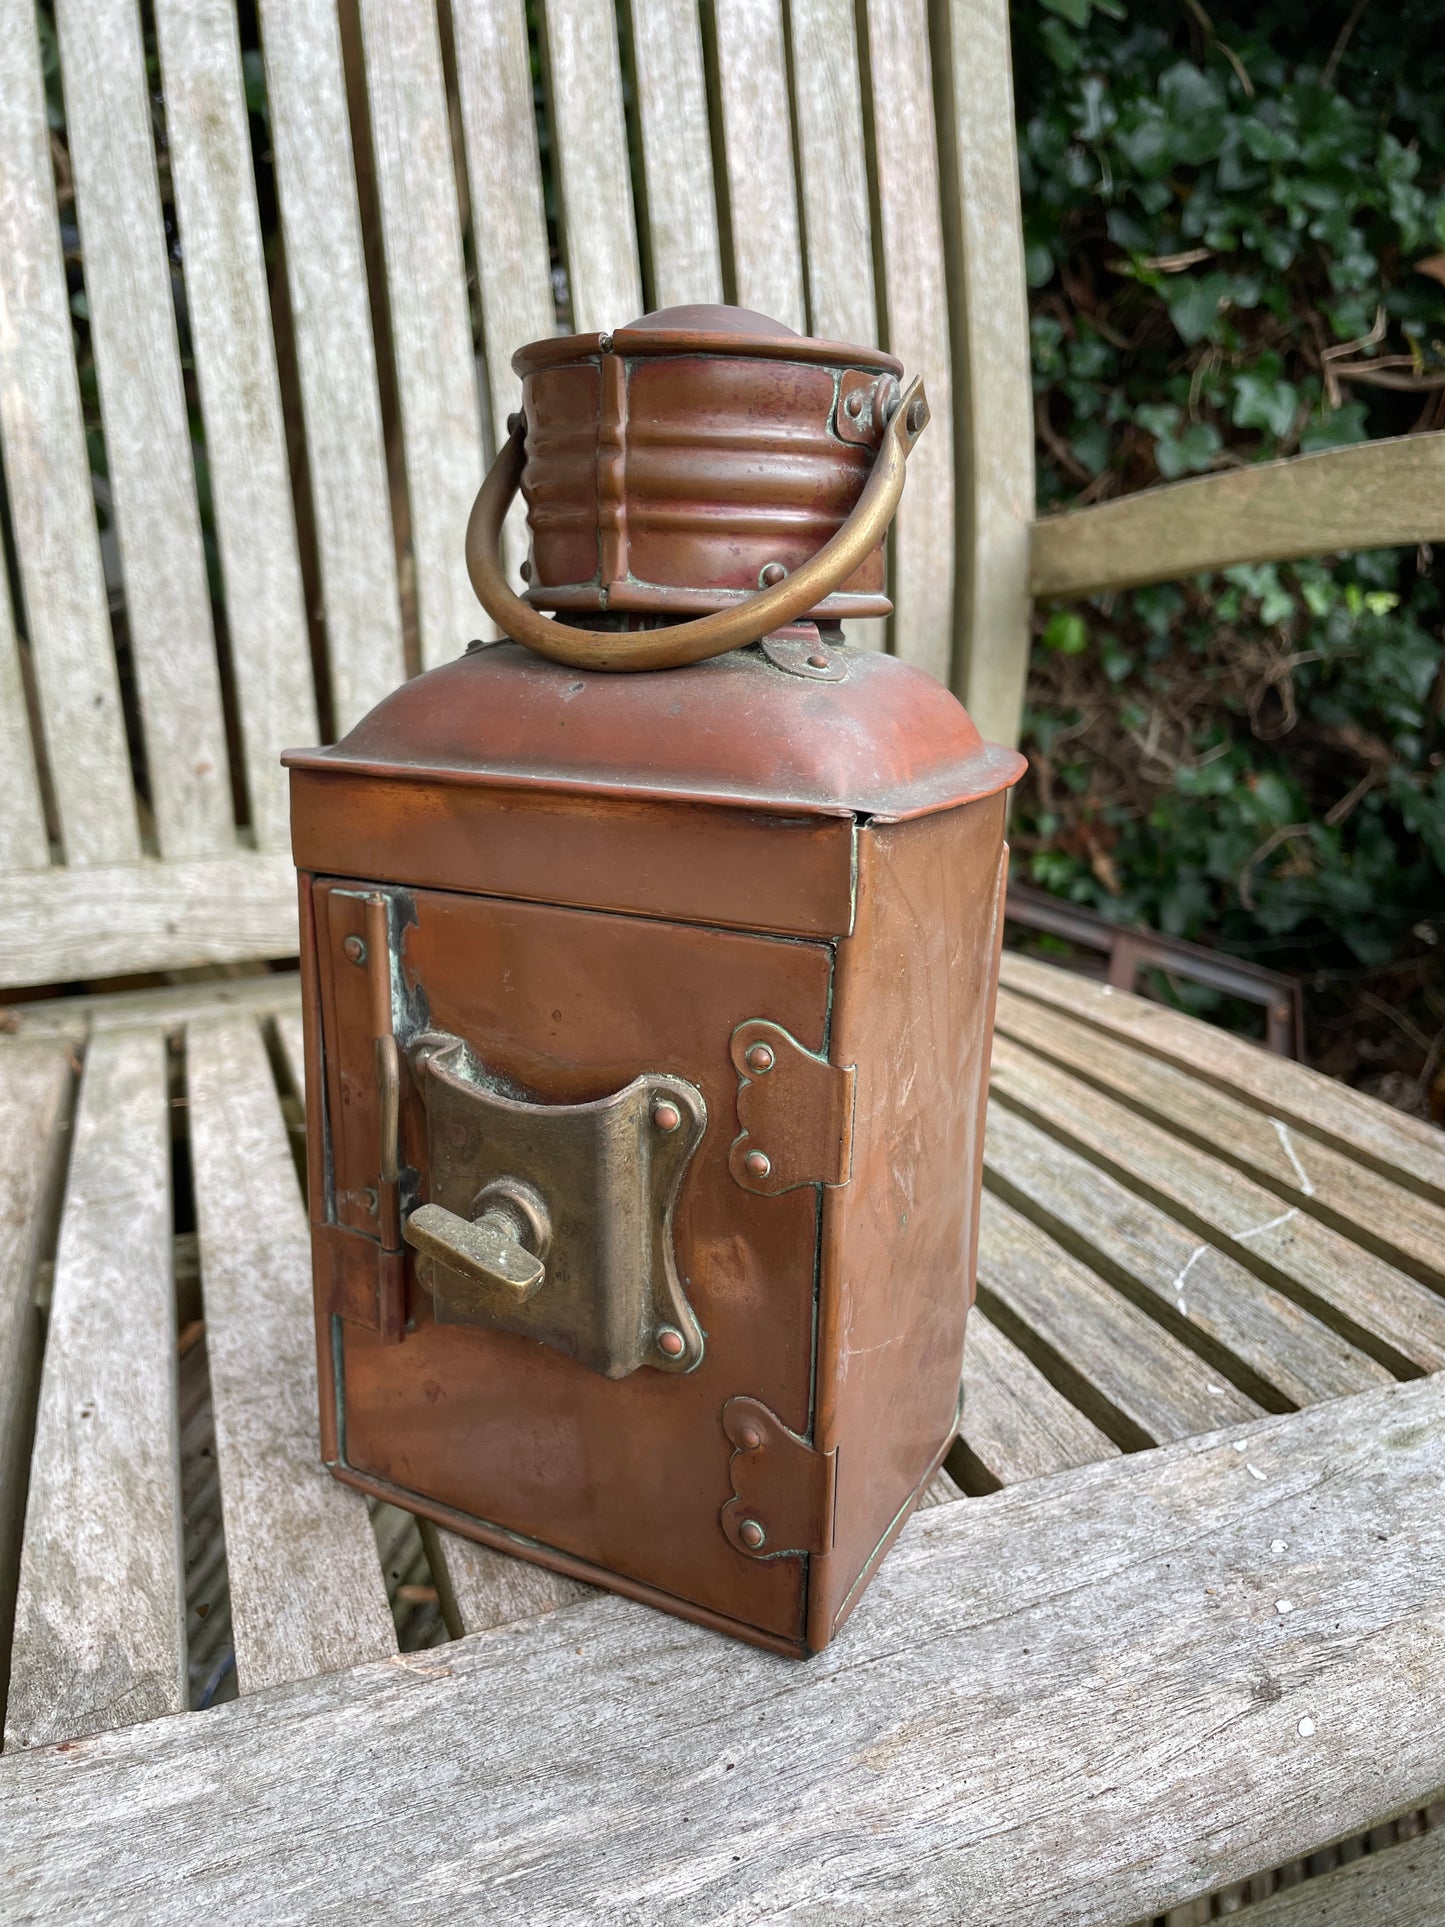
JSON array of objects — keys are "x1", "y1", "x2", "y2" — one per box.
[{"x1": 287, "y1": 306, "x2": 1025, "y2": 1657}]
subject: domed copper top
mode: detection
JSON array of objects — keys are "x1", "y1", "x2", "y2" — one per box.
[
  {"x1": 287, "y1": 643, "x2": 1024, "y2": 826},
  {"x1": 512, "y1": 304, "x2": 902, "y2": 378}
]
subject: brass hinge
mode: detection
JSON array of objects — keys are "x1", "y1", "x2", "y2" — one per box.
[
  {"x1": 312, "y1": 1220, "x2": 405, "y2": 1337},
  {"x1": 720, "y1": 1396, "x2": 836, "y2": 1559},
  {"x1": 728, "y1": 1019, "x2": 855, "y2": 1195}
]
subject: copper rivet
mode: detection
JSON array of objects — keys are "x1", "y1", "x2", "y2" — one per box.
[
  {"x1": 759, "y1": 561, "x2": 788, "y2": 587},
  {"x1": 652, "y1": 1100, "x2": 681, "y2": 1133},
  {"x1": 739, "y1": 1519, "x2": 766, "y2": 1550},
  {"x1": 907, "y1": 397, "x2": 927, "y2": 434},
  {"x1": 745, "y1": 1042, "x2": 774, "y2": 1073},
  {"x1": 807, "y1": 653, "x2": 829, "y2": 669},
  {"x1": 343, "y1": 935, "x2": 366, "y2": 965},
  {"x1": 520, "y1": 558, "x2": 532, "y2": 582},
  {"x1": 657, "y1": 1327, "x2": 685, "y2": 1357},
  {"x1": 843, "y1": 389, "x2": 864, "y2": 419},
  {"x1": 598, "y1": 331, "x2": 614, "y2": 353},
  {"x1": 739, "y1": 1424, "x2": 763, "y2": 1450},
  {"x1": 744, "y1": 1149, "x2": 772, "y2": 1179}
]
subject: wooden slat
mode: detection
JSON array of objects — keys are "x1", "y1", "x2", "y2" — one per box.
[
  {"x1": 55, "y1": 0, "x2": 234, "y2": 857},
  {"x1": 452, "y1": 0, "x2": 555, "y2": 423},
  {"x1": 0, "y1": 1042, "x2": 72, "y2": 1728},
  {"x1": 788, "y1": 0, "x2": 885, "y2": 657},
  {"x1": 996, "y1": 987, "x2": 1445, "y2": 1294},
  {"x1": 788, "y1": 0, "x2": 875, "y2": 344},
  {"x1": 4, "y1": 1030, "x2": 185, "y2": 1750},
  {"x1": 424, "y1": 1525, "x2": 595, "y2": 1638},
  {"x1": 258, "y1": 0, "x2": 406, "y2": 734},
  {"x1": 186, "y1": 1013, "x2": 395, "y2": 1692},
  {"x1": 152, "y1": 0, "x2": 317, "y2": 852},
  {"x1": 935, "y1": 0, "x2": 1034, "y2": 747},
  {"x1": 450, "y1": 0, "x2": 557, "y2": 598},
  {"x1": 11, "y1": 970, "x2": 300, "y2": 1044},
  {"x1": 357, "y1": 0, "x2": 486, "y2": 673},
  {"x1": 709, "y1": 0, "x2": 806, "y2": 331},
  {"x1": 0, "y1": 0, "x2": 138, "y2": 866},
  {"x1": 998, "y1": 954, "x2": 1445, "y2": 1208},
  {"x1": 984, "y1": 1101, "x2": 1389, "y2": 1411},
  {"x1": 1233, "y1": 1825, "x2": 1445, "y2": 1926},
  {"x1": 978, "y1": 1190, "x2": 1262, "y2": 1446},
  {"x1": 989, "y1": 1035, "x2": 1445, "y2": 1377},
  {"x1": 627, "y1": 0, "x2": 723, "y2": 310},
  {"x1": 5, "y1": 1376, "x2": 1444, "y2": 1925},
  {"x1": 539, "y1": 0, "x2": 644, "y2": 331},
  {"x1": 0, "y1": 558, "x2": 47, "y2": 872},
  {"x1": 1031, "y1": 432, "x2": 1445, "y2": 602},
  {"x1": 0, "y1": 850, "x2": 297, "y2": 990},
  {"x1": 863, "y1": 0, "x2": 954, "y2": 683},
  {"x1": 952, "y1": 1305, "x2": 1120, "y2": 1490}
]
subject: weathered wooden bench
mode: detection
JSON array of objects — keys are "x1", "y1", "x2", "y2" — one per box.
[
  {"x1": 0, "y1": 0, "x2": 1443, "y2": 1918},
  {"x1": 2, "y1": 967, "x2": 1444, "y2": 1921}
]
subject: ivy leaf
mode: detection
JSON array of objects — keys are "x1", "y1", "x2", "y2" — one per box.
[
  {"x1": 1232, "y1": 370, "x2": 1298, "y2": 436},
  {"x1": 1101, "y1": 635, "x2": 1134, "y2": 683},
  {"x1": 1161, "y1": 272, "x2": 1236, "y2": 344},
  {"x1": 1300, "y1": 402, "x2": 1369, "y2": 452},
  {"x1": 1038, "y1": 17, "x2": 1081, "y2": 73},
  {"x1": 1239, "y1": 118, "x2": 1299, "y2": 163},
  {"x1": 1042, "y1": 610, "x2": 1090, "y2": 655},
  {"x1": 1158, "y1": 60, "x2": 1226, "y2": 120},
  {"x1": 1025, "y1": 241, "x2": 1056, "y2": 288},
  {"x1": 1040, "y1": 0, "x2": 1091, "y2": 23},
  {"x1": 1114, "y1": 110, "x2": 1174, "y2": 180},
  {"x1": 1069, "y1": 421, "x2": 1112, "y2": 475},
  {"x1": 1137, "y1": 404, "x2": 1221, "y2": 478}
]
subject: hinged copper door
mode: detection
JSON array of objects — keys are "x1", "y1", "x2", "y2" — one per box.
[{"x1": 314, "y1": 878, "x2": 835, "y2": 1644}]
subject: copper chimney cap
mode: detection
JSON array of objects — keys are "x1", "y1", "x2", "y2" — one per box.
[{"x1": 465, "y1": 305, "x2": 931, "y2": 673}]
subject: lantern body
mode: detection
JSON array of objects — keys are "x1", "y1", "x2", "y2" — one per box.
[{"x1": 286, "y1": 309, "x2": 1024, "y2": 1656}]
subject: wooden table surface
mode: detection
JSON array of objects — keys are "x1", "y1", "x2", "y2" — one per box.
[{"x1": 0, "y1": 955, "x2": 1442, "y2": 1924}]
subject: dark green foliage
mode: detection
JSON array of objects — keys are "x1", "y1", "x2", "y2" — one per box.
[{"x1": 1013, "y1": 1, "x2": 1445, "y2": 1105}]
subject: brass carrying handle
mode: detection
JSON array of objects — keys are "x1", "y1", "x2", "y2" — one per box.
[{"x1": 465, "y1": 377, "x2": 931, "y2": 672}]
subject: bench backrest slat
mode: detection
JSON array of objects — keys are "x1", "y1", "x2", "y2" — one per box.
[
  {"x1": 938, "y1": 0, "x2": 1036, "y2": 743},
  {"x1": 58, "y1": 0, "x2": 236, "y2": 861},
  {"x1": 867, "y1": 0, "x2": 955, "y2": 682},
  {"x1": 712, "y1": 0, "x2": 808, "y2": 333},
  {"x1": 154, "y1": 0, "x2": 318, "y2": 853},
  {"x1": 543, "y1": 0, "x2": 645, "y2": 332},
  {"x1": 790, "y1": 0, "x2": 876, "y2": 349},
  {"x1": 0, "y1": 0, "x2": 1033, "y2": 988},
  {"x1": 0, "y1": 559, "x2": 48, "y2": 874},
  {"x1": 0, "y1": 0, "x2": 140, "y2": 869},
  {"x1": 260, "y1": 0, "x2": 406, "y2": 734},
  {"x1": 356, "y1": 0, "x2": 487, "y2": 674},
  {"x1": 453, "y1": 0, "x2": 560, "y2": 592},
  {"x1": 629, "y1": 0, "x2": 725, "y2": 312}
]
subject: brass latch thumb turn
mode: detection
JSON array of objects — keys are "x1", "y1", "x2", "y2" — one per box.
[{"x1": 403, "y1": 1195, "x2": 547, "y2": 1304}]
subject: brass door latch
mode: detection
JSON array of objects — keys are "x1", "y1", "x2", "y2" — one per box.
[
  {"x1": 406, "y1": 1031, "x2": 707, "y2": 1379},
  {"x1": 404, "y1": 1181, "x2": 549, "y2": 1303}
]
